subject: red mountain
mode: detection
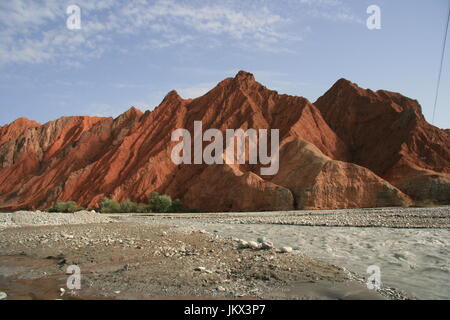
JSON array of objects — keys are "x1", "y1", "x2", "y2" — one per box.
[
  {"x1": 314, "y1": 79, "x2": 450, "y2": 203},
  {"x1": 0, "y1": 71, "x2": 448, "y2": 211}
]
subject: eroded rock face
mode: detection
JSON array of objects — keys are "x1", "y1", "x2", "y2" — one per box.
[
  {"x1": 183, "y1": 164, "x2": 294, "y2": 212},
  {"x1": 314, "y1": 79, "x2": 450, "y2": 203},
  {"x1": 272, "y1": 138, "x2": 412, "y2": 209},
  {"x1": 0, "y1": 71, "x2": 448, "y2": 211},
  {"x1": 0, "y1": 118, "x2": 40, "y2": 147}
]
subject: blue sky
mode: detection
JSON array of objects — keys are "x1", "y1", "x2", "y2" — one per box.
[{"x1": 0, "y1": 0, "x2": 449, "y2": 129}]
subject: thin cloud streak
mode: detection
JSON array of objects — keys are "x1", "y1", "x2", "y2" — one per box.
[{"x1": 0, "y1": 0, "x2": 361, "y2": 66}]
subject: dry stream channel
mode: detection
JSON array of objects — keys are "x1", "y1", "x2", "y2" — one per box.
[{"x1": 123, "y1": 207, "x2": 450, "y2": 300}]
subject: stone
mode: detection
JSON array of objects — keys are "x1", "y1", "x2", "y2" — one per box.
[
  {"x1": 248, "y1": 241, "x2": 261, "y2": 250},
  {"x1": 261, "y1": 241, "x2": 274, "y2": 249},
  {"x1": 238, "y1": 240, "x2": 249, "y2": 249},
  {"x1": 194, "y1": 267, "x2": 206, "y2": 272},
  {"x1": 257, "y1": 237, "x2": 266, "y2": 243},
  {"x1": 279, "y1": 247, "x2": 293, "y2": 253}
]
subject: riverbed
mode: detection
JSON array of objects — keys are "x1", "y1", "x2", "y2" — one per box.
[{"x1": 129, "y1": 207, "x2": 449, "y2": 300}]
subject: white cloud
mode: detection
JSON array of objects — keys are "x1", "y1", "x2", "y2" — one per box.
[
  {"x1": 0, "y1": 0, "x2": 361, "y2": 66},
  {"x1": 0, "y1": 0, "x2": 302, "y2": 66},
  {"x1": 293, "y1": 0, "x2": 364, "y2": 24},
  {"x1": 307, "y1": 8, "x2": 364, "y2": 24}
]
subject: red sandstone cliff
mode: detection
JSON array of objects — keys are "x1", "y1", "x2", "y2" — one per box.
[
  {"x1": 0, "y1": 71, "x2": 448, "y2": 211},
  {"x1": 0, "y1": 117, "x2": 40, "y2": 147},
  {"x1": 314, "y1": 79, "x2": 450, "y2": 203}
]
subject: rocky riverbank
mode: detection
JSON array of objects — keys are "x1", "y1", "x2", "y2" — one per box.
[
  {"x1": 125, "y1": 207, "x2": 449, "y2": 299},
  {"x1": 117, "y1": 207, "x2": 450, "y2": 229},
  {"x1": 0, "y1": 210, "x2": 411, "y2": 300},
  {"x1": 0, "y1": 210, "x2": 113, "y2": 230}
]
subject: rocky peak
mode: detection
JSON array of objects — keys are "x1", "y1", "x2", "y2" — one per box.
[
  {"x1": 162, "y1": 90, "x2": 182, "y2": 103},
  {"x1": 0, "y1": 117, "x2": 40, "y2": 146},
  {"x1": 118, "y1": 106, "x2": 144, "y2": 120},
  {"x1": 325, "y1": 78, "x2": 368, "y2": 98},
  {"x1": 234, "y1": 70, "x2": 255, "y2": 82}
]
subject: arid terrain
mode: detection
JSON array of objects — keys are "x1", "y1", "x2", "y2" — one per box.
[
  {"x1": 0, "y1": 71, "x2": 448, "y2": 213},
  {"x1": 1, "y1": 207, "x2": 448, "y2": 300}
]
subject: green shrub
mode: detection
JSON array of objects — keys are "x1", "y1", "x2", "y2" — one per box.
[
  {"x1": 100, "y1": 197, "x2": 121, "y2": 213},
  {"x1": 136, "y1": 202, "x2": 150, "y2": 213},
  {"x1": 148, "y1": 192, "x2": 173, "y2": 213},
  {"x1": 120, "y1": 200, "x2": 138, "y2": 213},
  {"x1": 48, "y1": 201, "x2": 84, "y2": 213},
  {"x1": 62, "y1": 194, "x2": 193, "y2": 214},
  {"x1": 171, "y1": 199, "x2": 185, "y2": 213}
]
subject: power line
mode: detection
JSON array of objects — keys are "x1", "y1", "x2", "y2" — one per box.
[{"x1": 432, "y1": 0, "x2": 450, "y2": 125}]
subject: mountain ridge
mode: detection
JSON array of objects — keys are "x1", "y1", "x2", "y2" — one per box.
[{"x1": 0, "y1": 71, "x2": 448, "y2": 211}]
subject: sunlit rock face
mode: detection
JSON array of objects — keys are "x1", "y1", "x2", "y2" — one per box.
[{"x1": 0, "y1": 71, "x2": 448, "y2": 212}]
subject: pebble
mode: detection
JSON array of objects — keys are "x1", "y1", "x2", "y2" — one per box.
[
  {"x1": 238, "y1": 240, "x2": 248, "y2": 249},
  {"x1": 195, "y1": 267, "x2": 206, "y2": 272},
  {"x1": 0, "y1": 291, "x2": 7, "y2": 300},
  {"x1": 279, "y1": 246, "x2": 293, "y2": 253},
  {"x1": 248, "y1": 241, "x2": 261, "y2": 250},
  {"x1": 194, "y1": 266, "x2": 213, "y2": 273},
  {"x1": 257, "y1": 237, "x2": 266, "y2": 243},
  {"x1": 261, "y1": 241, "x2": 274, "y2": 249}
]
